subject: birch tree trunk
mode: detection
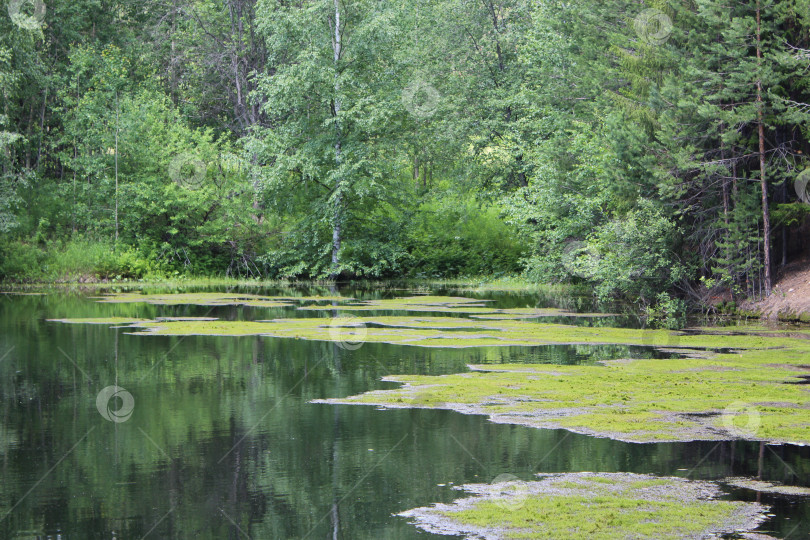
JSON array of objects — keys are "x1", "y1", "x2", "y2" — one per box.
[
  {"x1": 756, "y1": 0, "x2": 772, "y2": 296},
  {"x1": 330, "y1": 0, "x2": 343, "y2": 279}
]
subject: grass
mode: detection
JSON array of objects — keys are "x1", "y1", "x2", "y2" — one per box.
[
  {"x1": 413, "y1": 276, "x2": 591, "y2": 294},
  {"x1": 0, "y1": 277, "x2": 338, "y2": 289},
  {"x1": 2, "y1": 273, "x2": 557, "y2": 288}
]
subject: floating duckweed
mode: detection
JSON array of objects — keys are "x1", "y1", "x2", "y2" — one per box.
[
  {"x1": 51, "y1": 293, "x2": 810, "y2": 444},
  {"x1": 399, "y1": 472, "x2": 768, "y2": 540}
]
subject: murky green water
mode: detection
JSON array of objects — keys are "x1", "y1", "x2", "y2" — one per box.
[{"x1": 0, "y1": 286, "x2": 808, "y2": 538}]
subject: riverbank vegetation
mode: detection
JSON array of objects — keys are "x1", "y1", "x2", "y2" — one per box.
[{"x1": 3, "y1": 0, "x2": 810, "y2": 315}]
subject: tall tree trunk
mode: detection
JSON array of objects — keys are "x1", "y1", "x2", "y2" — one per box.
[
  {"x1": 170, "y1": 0, "x2": 177, "y2": 103},
  {"x1": 720, "y1": 124, "x2": 729, "y2": 227},
  {"x1": 114, "y1": 91, "x2": 119, "y2": 245},
  {"x1": 36, "y1": 87, "x2": 47, "y2": 167},
  {"x1": 756, "y1": 0, "x2": 772, "y2": 296},
  {"x1": 24, "y1": 100, "x2": 35, "y2": 169},
  {"x1": 73, "y1": 74, "x2": 78, "y2": 233},
  {"x1": 720, "y1": 125, "x2": 733, "y2": 291},
  {"x1": 330, "y1": 0, "x2": 343, "y2": 279}
]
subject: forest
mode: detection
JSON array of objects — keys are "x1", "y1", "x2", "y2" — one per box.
[{"x1": 2, "y1": 0, "x2": 810, "y2": 311}]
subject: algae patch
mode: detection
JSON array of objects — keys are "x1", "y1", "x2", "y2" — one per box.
[
  {"x1": 52, "y1": 314, "x2": 798, "y2": 350},
  {"x1": 399, "y1": 472, "x2": 768, "y2": 539},
  {"x1": 50, "y1": 293, "x2": 810, "y2": 444},
  {"x1": 724, "y1": 477, "x2": 810, "y2": 496},
  {"x1": 47, "y1": 317, "x2": 151, "y2": 325},
  {"x1": 318, "y1": 351, "x2": 810, "y2": 444},
  {"x1": 87, "y1": 292, "x2": 611, "y2": 319},
  {"x1": 297, "y1": 296, "x2": 612, "y2": 318},
  {"x1": 91, "y1": 292, "x2": 347, "y2": 307}
]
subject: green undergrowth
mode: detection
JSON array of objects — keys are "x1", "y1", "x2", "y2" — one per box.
[
  {"x1": 430, "y1": 278, "x2": 592, "y2": 296},
  {"x1": 399, "y1": 472, "x2": 767, "y2": 539}
]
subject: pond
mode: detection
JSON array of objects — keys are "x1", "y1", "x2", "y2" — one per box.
[{"x1": 0, "y1": 286, "x2": 808, "y2": 538}]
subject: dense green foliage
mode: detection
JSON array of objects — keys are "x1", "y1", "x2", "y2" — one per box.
[{"x1": 2, "y1": 0, "x2": 810, "y2": 305}]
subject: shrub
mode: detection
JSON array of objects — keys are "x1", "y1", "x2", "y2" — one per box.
[
  {"x1": 585, "y1": 200, "x2": 688, "y2": 303},
  {"x1": 403, "y1": 199, "x2": 524, "y2": 278},
  {"x1": 0, "y1": 241, "x2": 45, "y2": 281}
]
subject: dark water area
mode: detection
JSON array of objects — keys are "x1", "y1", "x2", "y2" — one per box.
[{"x1": 0, "y1": 286, "x2": 807, "y2": 538}]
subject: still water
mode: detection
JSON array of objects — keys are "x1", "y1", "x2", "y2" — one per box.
[{"x1": 0, "y1": 286, "x2": 808, "y2": 538}]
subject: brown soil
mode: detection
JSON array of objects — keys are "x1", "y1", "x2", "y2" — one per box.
[{"x1": 744, "y1": 257, "x2": 810, "y2": 320}]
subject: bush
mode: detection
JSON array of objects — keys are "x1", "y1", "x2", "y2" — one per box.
[
  {"x1": 0, "y1": 241, "x2": 45, "y2": 281},
  {"x1": 643, "y1": 292, "x2": 687, "y2": 329},
  {"x1": 0, "y1": 237, "x2": 157, "y2": 281},
  {"x1": 584, "y1": 200, "x2": 688, "y2": 303},
  {"x1": 403, "y1": 199, "x2": 524, "y2": 278}
]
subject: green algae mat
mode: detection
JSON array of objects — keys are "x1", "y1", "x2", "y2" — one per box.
[
  {"x1": 51, "y1": 294, "x2": 810, "y2": 445},
  {"x1": 398, "y1": 472, "x2": 768, "y2": 539},
  {"x1": 90, "y1": 292, "x2": 339, "y2": 307},
  {"x1": 88, "y1": 292, "x2": 611, "y2": 317}
]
